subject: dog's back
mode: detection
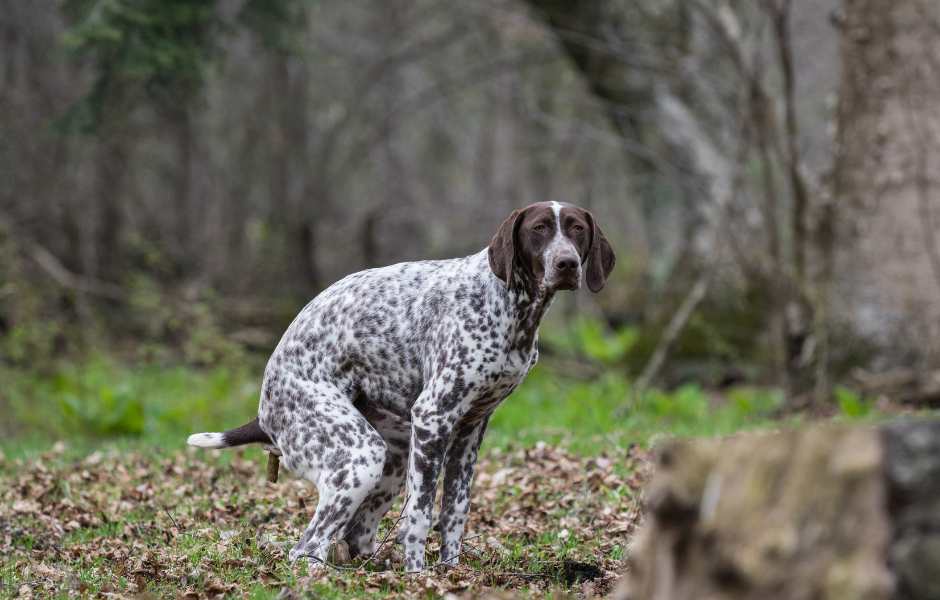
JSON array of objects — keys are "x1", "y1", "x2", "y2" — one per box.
[{"x1": 258, "y1": 251, "x2": 499, "y2": 433}]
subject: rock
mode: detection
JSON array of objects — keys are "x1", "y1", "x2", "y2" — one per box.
[{"x1": 615, "y1": 421, "x2": 940, "y2": 600}]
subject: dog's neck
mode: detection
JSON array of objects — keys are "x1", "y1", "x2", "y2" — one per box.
[
  {"x1": 491, "y1": 256, "x2": 556, "y2": 355},
  {"x1": 469, "y1": 248, "x2": 557, "y2": 354},
  {"x1": 508, "y1": 282, "x2": 555, "y2": 354}
]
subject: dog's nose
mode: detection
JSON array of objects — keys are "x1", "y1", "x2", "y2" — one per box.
[{"x1": 555, "y1": 257, "x2": 578, "y2": 272}]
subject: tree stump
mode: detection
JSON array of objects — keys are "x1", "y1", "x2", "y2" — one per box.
[{"x1": 616, "y1": 420, "x2": 940, "y2": 600}]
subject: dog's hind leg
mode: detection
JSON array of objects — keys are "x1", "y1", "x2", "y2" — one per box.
[
  {"x1": 277, "y1": 390, "x2": 387, "y2": 574},
  {"x1": 340, "y1": 408, "x2": 410, "y2": 558},
  {"x1": 341, "y1": 443, "x2": 407, "y2": 558}
]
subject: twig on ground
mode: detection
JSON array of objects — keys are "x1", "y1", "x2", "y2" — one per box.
[
  {"x1": 358, "y1": 495, "x2": 410, "y2": 569},
  {"x1": 163, "y1": 507, "x2": 180, "y2": 530}
]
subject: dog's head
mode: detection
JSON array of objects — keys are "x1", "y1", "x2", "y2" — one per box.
[{"x1": 488, "y1": 201, "x2": 615, "y2": 293}]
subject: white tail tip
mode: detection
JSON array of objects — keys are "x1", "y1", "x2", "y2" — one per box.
[{"x1": 187, "y1": 432, "x2": 226, "y2": 448}]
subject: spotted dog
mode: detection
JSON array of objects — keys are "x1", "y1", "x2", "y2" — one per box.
[{"x1": 187, "y1": 201, "x2": 615, "y2": 573}]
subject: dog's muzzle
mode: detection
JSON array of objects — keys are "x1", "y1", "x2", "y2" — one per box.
[{"x1": 548, "y1": 256, "x2": 581, "y2": 290}]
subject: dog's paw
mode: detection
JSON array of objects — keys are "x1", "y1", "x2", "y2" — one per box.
[
  {"x1": 288, "y1": 552, "x2": 330, "y2": 578},
  {"x1": 404, "y1": 557, "x2": 426, "y2": 574},
  {"x1": 288, "y1": 543, "x2": 312, "y2": 564},
  {"x1": 289, "y1": 543, "x2": 336, "y2": 578},
  {"x1": 306, "y1": 559, "x2": 329, "y2": 578}
]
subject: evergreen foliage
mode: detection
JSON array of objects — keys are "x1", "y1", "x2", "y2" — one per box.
[{"x1": 59, "y1": 0, "x2": 305, "y2": 132}]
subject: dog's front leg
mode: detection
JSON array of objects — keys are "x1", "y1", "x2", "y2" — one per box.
[
  {"x1": 438, "y1": 416, "x2": 489, "y2": 566},
  {"x1": 401, "y1": 388, "x2": 458, "y2": 573}
]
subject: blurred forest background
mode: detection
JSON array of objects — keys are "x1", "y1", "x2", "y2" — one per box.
[{"x1": 3, "y1": 0, "x2": 940, "y2": 448}]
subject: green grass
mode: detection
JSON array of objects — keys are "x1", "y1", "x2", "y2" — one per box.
[
  {"x1": 486, "y1": 367, "x2": 788, "y2": 453},
  {"x1": 1, "y1": 356, "x2": 261, "y2": 458},
  {"x1": 1, "y1": 353, "x2": 792, "y2": 459}
]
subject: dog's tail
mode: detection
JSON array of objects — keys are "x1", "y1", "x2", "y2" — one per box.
[{"x1": 187, "y1": 417, "x2": 272, "y2": 449}]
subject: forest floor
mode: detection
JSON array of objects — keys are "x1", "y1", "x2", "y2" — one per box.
[
  {"x1": 1, "y1": 442, "x2": 651, "y2": 599},
  {"x1": 0, "y1": 355, "x2": 886, "y2": 598}
]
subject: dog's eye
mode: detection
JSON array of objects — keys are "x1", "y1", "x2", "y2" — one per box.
[
  {"x1": 571, "y1": 224, "x2": 585, "y2": 233},
  {"x1": 533, "y1": 223, "x2": 548, "y2": 233}
]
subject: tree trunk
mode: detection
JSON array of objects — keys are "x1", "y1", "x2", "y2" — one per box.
[
  {"x1": 523, "y1": 2, "x2": 644, "y2": 139},
  {"x1": 835, "y1": 0, "x2": 940, "y2": 367},
  {"x1": 270, "y1": 41, "x2": 320, "y2": 294},
  {"x1": 269, "y1": 51, "x2": 291, "y2": 224},
  {"x1": 172, "y1": 106, "x2": 195, "y2": 278},
  {"x1": 94, "y1": 132, "x2": 126, "y2": 283}
]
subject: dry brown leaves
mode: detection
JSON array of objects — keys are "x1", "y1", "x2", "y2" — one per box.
[{"x1": 0, "y1": 442, "x2": 652, "y2": 599}]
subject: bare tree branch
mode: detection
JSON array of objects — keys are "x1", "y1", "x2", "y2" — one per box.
[
  {"x1": 768, "y1": 0, "x2": 810, "y2": 285},
  {"x1": 26, "y1": 241, "x2": 126, "y2": 301},
  {"x1": 631, "y1": 270, "x2": 712, "y2": 404}
]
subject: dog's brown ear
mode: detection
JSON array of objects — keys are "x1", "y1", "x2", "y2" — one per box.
[
  {"x1": 584, "y1": 211, "x2": 615, "y2": 293},
  {"x1": 488, "y1": 208, "x2": 524, "y2": 286}
]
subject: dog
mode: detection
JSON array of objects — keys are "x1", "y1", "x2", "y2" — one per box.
[{"x1": 188, "y1": 201, "x2": 615, "y2": 573}]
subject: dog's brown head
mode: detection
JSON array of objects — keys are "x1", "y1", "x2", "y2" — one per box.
[{"x1": 488, "y1": 201, "x2": 615, "y2": 293}]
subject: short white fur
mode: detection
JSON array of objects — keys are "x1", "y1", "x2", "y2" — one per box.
[
  {"x1": 187, "y1": 432, "x2": 226, "y2": 448},
  {"x1": 542, "y1": 201, "x2": 581, "y2": 289}
]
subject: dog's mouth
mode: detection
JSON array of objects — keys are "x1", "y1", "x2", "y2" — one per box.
[{"x1": 548, "y1": 274, "x2": 581, "y2": 291}]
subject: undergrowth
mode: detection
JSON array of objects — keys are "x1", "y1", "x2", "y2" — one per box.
[
  {"x1": 1, "y1": 358, "x2": 789, "y2": 458},
  {"x1": 0, "y1": 317, "x2": 879, "y2": 458}
]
